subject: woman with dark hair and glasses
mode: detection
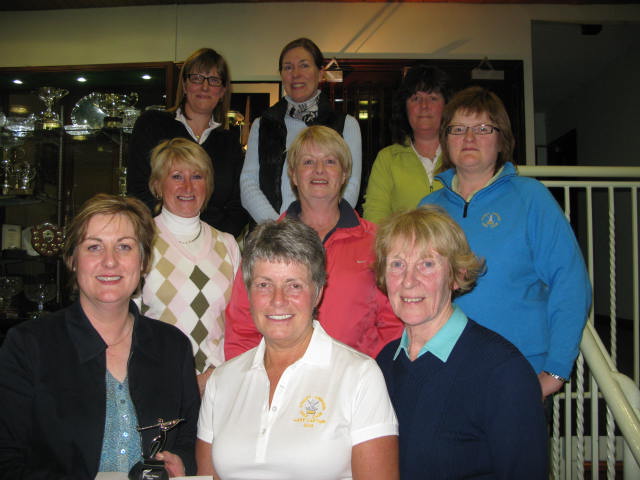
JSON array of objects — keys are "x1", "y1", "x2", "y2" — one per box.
[
  {"x1": 420, "y1": 86, "x2": 591, "y2": 399},
  {"x1": 240, "y1": 37, "x2": 362, "y2": 223},
  {"x1": 128, "y1": 47, "x2": 248, "y2": 237},
  {"x1": 363, "y1": 64, "x2": 451, "y2": 224}
]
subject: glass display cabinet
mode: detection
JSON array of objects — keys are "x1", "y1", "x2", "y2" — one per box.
[{"x1": 0, "y1": 63, "x2": 172, "y2": 332}]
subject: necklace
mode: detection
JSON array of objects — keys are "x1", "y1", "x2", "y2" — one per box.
[
  {"x1": 178, "y1": 222, "x2": 202, "y2": 245},
  {"x1": 106, "y1": 317, "x2": 134, "y2": 348}
]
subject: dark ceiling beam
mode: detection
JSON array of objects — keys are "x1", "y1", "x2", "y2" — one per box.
[{"x1": 2, "y1": 0, "x2": 638, "y2": 12}]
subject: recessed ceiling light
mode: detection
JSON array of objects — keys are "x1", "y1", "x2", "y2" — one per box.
[
  {"x1": 12, "y1": 79, "x2": 23, "y2": 85},
  {"x1": 141, "y1": 74, "x2": 152, "y2": 80},
  {"x1": 77, "y1": 77, "x2": 87, "y2": 83}
]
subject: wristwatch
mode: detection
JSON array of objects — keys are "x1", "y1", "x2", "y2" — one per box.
[{"x1": 544, "y1": 371, "x2": 568, "y2": 383}]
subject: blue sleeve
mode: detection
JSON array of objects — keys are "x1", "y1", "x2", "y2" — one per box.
[
  {"x1": 527, "y1": 182, "x2": 591, "y2": 378},
  {"x1": 342, "y1": 115, "x2": 362, "y2": 208}
]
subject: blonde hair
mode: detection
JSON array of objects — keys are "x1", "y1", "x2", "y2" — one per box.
[
  {"x1": 63, "y1": 193, "x2": 155, "y2": 293},
  {"x1": 374, "y1": 205, "x2": 485, "y2": 296},
  {"x1": 148, "y1": 138, "x2": 214, "y2": 215},
  {"x1": 286, "y1": 125, "x2": 352, "y2": 197}
]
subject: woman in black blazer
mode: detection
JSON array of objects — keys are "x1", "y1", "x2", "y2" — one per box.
[{"x1": 0, "y1": 194, "x2": 200, "y2": 478}]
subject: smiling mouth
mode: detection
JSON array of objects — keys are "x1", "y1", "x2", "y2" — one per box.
[
  {"x1": 266, "y1": 314, "x2": 293, "y2": 320},
  {"x1": 310, "y1": 180, "x2": 328, "y2": 185},
  {"x1": 177, "y1": 195, "x2": 196, "y2": 201},
  {"x1": 97, "y1": 275, "x2": 122, "y2": 282},
  {"x1": 401, "y1": 296, "x2": 424, "y2": 303}
]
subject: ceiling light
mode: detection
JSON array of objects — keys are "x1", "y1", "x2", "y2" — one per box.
[
  {"x1": 141, "y1": 74, "x2": 152, "y2": 80},
  {"x1": 77, "y1": 77, "x2": 87, "y2": 82},
  {"x1": 12, "y1": 79, "x2": 23, "y2": 85}
]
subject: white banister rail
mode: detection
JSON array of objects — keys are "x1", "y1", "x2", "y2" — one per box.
[
  {"x1": 580, "y1": 321, "x2": 640, "y2": 465},
  {"x1": 519, "y1": 165, "x2": 640, "y2": 479},
  {"x1": 519, "y1": 165, "x2": 640, "y2": 178}
]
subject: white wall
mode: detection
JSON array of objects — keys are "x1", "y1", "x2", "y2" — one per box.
[{"x1": 1, "y1": 2, "x2": 639, "y2": 164}]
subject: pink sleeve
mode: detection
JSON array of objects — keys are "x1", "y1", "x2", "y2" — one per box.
[
  {"x1": 224, "y1": 268, "x2": 262, "y2": 360},
  {"x1": 372, "y1": 287, "x2": 404, "y2": 358}
]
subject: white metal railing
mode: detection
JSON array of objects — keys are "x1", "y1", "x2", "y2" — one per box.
[{"x1": 520, "y1": 165, "x2": 640, "y2": 479}]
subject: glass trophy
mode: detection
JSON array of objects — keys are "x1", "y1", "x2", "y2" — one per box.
[
  {"x1": 129, "y1": 418, "x2": 184, "y2": 480},
  {"x1": 24, "y1": 280, "x2": 56, "y2": 320},
  {"x1": 37, "y1": 87, "x2": 69, "y2": 130},
  {"x1": 11, "y1": 159, "x2": 37, "y2": 195},
  {"x1": 96, "y1": 93, "x2": 139, "y2": 129},
  {"x1": 0, "y1": 276, "x2": 23, "y2": 320}
]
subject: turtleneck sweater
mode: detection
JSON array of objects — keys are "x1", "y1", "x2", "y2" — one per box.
[
  {"x1": 135, "y1": 211, "x2": 240, "y2": 371},
  {"x1": 159, "y1": 207, "x2": 205, "y2": 253}
]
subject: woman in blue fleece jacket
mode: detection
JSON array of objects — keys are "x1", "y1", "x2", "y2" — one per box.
[{"x1": 420, "y1": 86, "x2": 591, "y2": 398}]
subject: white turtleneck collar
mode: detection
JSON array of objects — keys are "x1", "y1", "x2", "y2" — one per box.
[{"x1": 160, "y1": 207, "x2": 200, "y2": 235}]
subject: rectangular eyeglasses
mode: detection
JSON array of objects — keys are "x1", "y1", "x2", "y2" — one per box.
[
  {"x1": 446, "y1": 124, "x2": 500, "y2": 135},
  {"x1": 185, "y1": 73, "x2": 223, "y2": 87}
]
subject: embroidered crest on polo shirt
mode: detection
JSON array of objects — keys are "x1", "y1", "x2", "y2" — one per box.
[
  {"x1": 481, "y1": 212, "x2": 501, "y2": 228},
  {"x1": 293, "y1": 396, "x2": 327, "y2": 428}
]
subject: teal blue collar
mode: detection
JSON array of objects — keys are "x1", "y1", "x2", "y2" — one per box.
[{"x1": 394, "y1": 304, "x2": 467, "y2": 362}]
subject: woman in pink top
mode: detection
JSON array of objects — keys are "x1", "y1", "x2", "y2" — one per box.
[{"x1": 224, "y1": 126, "x2": 402, "y2": 359}]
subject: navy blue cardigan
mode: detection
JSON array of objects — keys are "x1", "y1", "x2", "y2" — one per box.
[
  {"x1": 0, "y1": 301, "x2": 200, "y2": 479},
  {"x1": 376, "y1": 318, "x2": 548, "y2": 479}
]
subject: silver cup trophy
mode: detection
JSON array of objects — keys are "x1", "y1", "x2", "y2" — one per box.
[{"x1": 37, "y1": 87, "x2": 69, "y2": 130}]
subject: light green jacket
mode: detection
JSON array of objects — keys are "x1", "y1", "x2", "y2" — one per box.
[{"x1": 363, "y1": 143, "x2": 443, "y2": 224}]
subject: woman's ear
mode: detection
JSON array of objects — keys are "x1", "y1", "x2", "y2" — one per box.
[{"x1": 314, "y1": 286, "x2": 324, "y2": 307}]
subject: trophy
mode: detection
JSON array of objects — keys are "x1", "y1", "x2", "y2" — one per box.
[
  {"x1": 95, "y1": 93, "x2": 139, "y2": 129},
  {"x1": 0, "y1": 276, "x2": 23, "y2": 320},
  {"x1": 11, "y1": 159, "x2": 37, "y2": 195},
  {"x1": 4, "y1": 114, "x2": 36, "y2": 138},
  {"x1": 0, "y1": 133, "x2": 26, "y2": 196},
  {"x1": 129, "y1": 418, "x2": 184, "y2": 480},
  {"x1": 24, "y1": 279, "x2": 56, "y2": 320},
  {"x1": 37, "y1": 87, "x2": 69, "y2": 130}
]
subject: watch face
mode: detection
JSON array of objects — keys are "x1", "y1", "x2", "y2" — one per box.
[{"x1": 31, "y1": 222, "x2": 64, "y2": 257}]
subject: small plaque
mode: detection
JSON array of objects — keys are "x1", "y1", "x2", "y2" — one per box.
[{"x1": 31, "y1": 223, "x2": 64, "y2": 257}]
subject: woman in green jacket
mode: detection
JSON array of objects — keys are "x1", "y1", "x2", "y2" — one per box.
[{"x1": 363, "y1": 65, "x2": 451, "y2": 224}]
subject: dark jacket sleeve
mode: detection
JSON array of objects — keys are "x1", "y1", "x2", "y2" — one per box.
[
  {"x1": 203, "y1": 131, "x2": 248, "y2": 237},
  {"x1": 0, "y1": 326, "x2": 79, "y2": 480},
  {"x1": 484, "y1": 355, "x2": 549, "y2": 479},
  {"x1": 127, "y1": 110, "x2": 169, "y2": 213},
  {"x1": 168, "y1": 332, "x2": 200, "y2": 475}
]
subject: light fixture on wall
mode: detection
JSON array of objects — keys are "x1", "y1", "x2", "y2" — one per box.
[
  {"x1": 324, "y1": 58, "x2": 343, "y2": 83},
  {"x1": 471, "y1": 57, "x2": 504, "y2": 81}
]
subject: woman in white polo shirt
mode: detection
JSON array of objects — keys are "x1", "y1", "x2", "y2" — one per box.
[{"x1": 196, "y1": 218, "x2": 398, "y2": 479}]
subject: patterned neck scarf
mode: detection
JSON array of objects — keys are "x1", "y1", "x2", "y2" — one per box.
[{"x1": 286, "y1": 90, "x2": 321, "y2": 125}]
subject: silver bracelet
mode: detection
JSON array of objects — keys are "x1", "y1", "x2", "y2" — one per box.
[{"x1": 544, "y1": 371, "x2": 568, "y2": 383}]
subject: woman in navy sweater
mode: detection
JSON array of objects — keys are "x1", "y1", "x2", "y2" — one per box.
[{"x1": 375, "y1": 206, "x2": 548, "y2": 479}]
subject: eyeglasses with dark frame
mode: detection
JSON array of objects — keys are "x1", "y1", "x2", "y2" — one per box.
[
  {"x1": 446, "y1": 124, "x2": 500, "y2": 135},
  {"x1": 185, "y1": 73, "x2": 223, "y2": 87}
]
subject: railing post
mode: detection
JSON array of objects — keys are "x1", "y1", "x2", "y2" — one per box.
[{"x1": 613, "y1": 373, "x2": 640, "y2": 479}]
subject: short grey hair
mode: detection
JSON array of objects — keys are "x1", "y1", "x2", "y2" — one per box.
[{"x1": 242, "y1": 218, "x2": 326, "y2": 298}]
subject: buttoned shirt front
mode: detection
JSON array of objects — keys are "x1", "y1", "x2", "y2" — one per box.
[{"x1": 198, "y1": 321, "x2": 397, "y2": 480}]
